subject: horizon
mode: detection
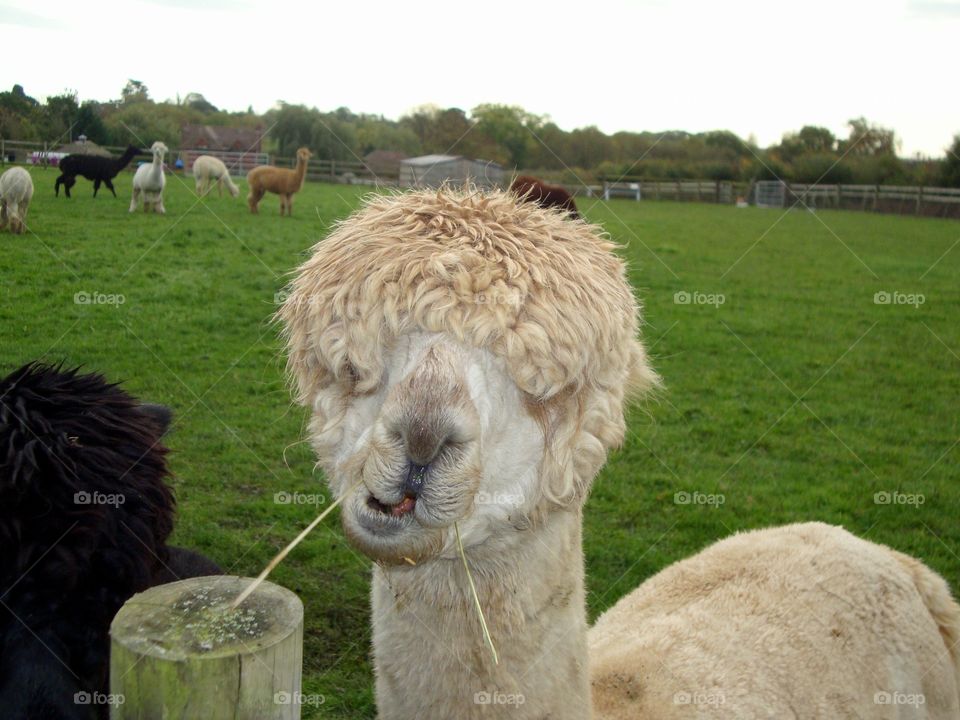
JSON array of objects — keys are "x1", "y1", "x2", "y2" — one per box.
[{"x1": 2, "y1": 0, "x2": 958, "y2": 159}]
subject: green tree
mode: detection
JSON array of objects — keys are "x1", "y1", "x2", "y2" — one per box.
[
  {"x1": 471, "y1": 104, "x2": 541, "y2": 168},
  {"x1": 941, "y1": 135, "x2": 960, "y2": 187},
  {"x1": 842, "y1": 117, "x2": 897, "y2": 156},
  {"x1": 121, "y1": 80, "x2": 150, "y2": 105},
  {"x1": 75, "y1": 102, "x2": 109, "y2": 144}
]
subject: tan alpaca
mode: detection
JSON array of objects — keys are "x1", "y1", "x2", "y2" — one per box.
[
  {"x1": 192, "y1": 155, "x2": 240, "y2": 198},
  {"x1": 246, "y1": 147, "x2": 312, "y2": 215},
  {"x1": 280, "y1": 188, "x2": 960, "y2": 719}
]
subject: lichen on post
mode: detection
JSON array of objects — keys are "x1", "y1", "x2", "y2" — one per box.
[{"x1": 110, "y1": 576, "x2": 303, "y2": 720}]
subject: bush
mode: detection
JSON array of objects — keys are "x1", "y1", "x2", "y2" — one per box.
[{"x1": 789, "y1": 154, "x2": 853, "y2": 184}]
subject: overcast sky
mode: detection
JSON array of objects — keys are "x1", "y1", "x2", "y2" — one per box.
[{"x1": 1, "y1": 0, "x2": 957, "y2": 157}]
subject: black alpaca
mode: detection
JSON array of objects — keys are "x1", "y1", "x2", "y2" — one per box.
[
  {"x1": 54, "y1": 145, "x2": 141, "y2": 198},
  {"x1": 0, "y1": 364, "x2": 221, "y2": 720}
]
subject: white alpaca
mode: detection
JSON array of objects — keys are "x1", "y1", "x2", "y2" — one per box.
[
  {"x1": 192, "y1": 155, "x2": 239, "y2": 198},
  {"x1": 280, "y1": 189, "x2": 960, "y2": 719},
  {"x1": 0, "y1": 167, "x2": 34, "y2": 234},
  {"x1": 130, "y1": 142, "x2": 168, "y2": 214}
]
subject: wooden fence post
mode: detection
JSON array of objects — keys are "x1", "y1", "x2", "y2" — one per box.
[{"x1": 110, "y1": 576, "x2": 304, "y2": 720}]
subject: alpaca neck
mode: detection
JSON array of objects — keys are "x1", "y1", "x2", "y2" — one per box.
[
  {"x1": 370, "y1": 508, "x2": 591, "y2": 720},
  {"x1": 294, "y1": 157, "x2": 308, "y2": 188},
  {"x1": 117, "y1": 149, "x2": 137, "y2": 170}
]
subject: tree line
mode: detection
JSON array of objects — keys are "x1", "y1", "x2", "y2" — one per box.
[{"x1": 2, "y1": 82, "x2": 958, "y2": 187}]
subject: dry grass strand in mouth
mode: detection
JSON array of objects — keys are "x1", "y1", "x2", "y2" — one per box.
[
  {"x1": 455, "y1": 522, "x2": 499, "y2": 666},
  {"x1": 230, "y1": 480, "x2": 361, "y2": 609}
]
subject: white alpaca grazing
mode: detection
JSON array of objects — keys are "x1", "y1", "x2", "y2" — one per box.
[
  {"x1": 280, "y1": 188, "x2": 960, "y2": 719},
  {"x1": 130, "y1": 141, "x2": 168, "y2": 214},
  {"x1": 0, "y1": 167, "x2": 34, "y2": 234},
  {"x1": 192, "y1": 155, "x2": 239, "y2": 198}
]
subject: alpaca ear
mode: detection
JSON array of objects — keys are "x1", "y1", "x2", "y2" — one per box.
[{"x1": 140, "y1": 404, "x2": 173, "y2": 437}]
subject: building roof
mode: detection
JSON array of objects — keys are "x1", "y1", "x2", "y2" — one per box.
[
  {"x1": 56, "y1": 140, "x2": 111, "y2": 157},
  {"x1": 401, "y1": 154, "x2": 462, "y2": 166},
  {"x1": 181, "y1": 124, "x2": 263, "y2": 152}
]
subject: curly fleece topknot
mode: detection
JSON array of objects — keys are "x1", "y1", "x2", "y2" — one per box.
[{"x1": 280, "y1": 187, "x2": 658, "y2": 503}]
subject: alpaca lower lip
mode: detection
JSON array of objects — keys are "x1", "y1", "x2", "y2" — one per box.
[{"x1": 366, "y1": 493, "x2": 417, "y2": 517}]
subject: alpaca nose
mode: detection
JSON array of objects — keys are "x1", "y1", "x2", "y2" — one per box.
[
  {"x1": 403, "y1": 421, "x2": 449, "y2": 468},
  {"x1": 403, "y1": 462, "x2": 429, "y2": 498}
]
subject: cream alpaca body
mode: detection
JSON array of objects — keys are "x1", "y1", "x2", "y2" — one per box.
[
  {"x1": 591, "y1": 522, "x2": 960, "y2": 719},
  {"x1": 280, "y1": 188, "x2": 960, "y2": 719},
  {"x1": 192, "y1": 154, "x2": 239, "y2": 197},
  {"x1": 130, "y1": 142, "x2": 168, "y2": 214},
  {"x1": 0, "y1": 166, "x2": 33, "y2": 234}
]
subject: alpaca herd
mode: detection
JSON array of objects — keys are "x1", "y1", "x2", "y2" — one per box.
[
  {"x1": 0, "y1": 142, "x2": 324, "y2": 236},
  {"x1": 2, "y1": 164, "x2": 957, "y2": 718}
]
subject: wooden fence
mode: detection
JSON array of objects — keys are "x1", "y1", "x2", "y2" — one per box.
[{"x1": 597, "y1": 179, "x2": 960, "y2": 219}]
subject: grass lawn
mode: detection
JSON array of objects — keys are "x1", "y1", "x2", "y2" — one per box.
[{"x1": 1, "y1": 166, "x2": 958, "y2": 718}]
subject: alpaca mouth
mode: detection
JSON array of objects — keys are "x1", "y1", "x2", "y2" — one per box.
[{"x1": 367, "y1": 492, "x2": 417, "y2": 518}]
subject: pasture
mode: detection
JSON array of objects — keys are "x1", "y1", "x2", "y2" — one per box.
[{"x1": 1, "y1": 166, "x2": 958, "y2": 718}]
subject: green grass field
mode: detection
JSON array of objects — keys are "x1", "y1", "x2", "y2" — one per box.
[{"x1": 2, "y1": 166, "x2": 958, "y2": 718}]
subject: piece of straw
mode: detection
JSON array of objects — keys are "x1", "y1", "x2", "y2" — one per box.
[
  {"x1": 230, "y1": 486, "x2": 353, "y2": 609},
  {"x1": 455, "y1": 522, "x2": 499, "y2": 665}
]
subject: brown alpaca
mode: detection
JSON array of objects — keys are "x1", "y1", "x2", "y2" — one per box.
[
  {"x1": 511, "y1": 175, "x2": 580, "y2": 218},
  {"x1": 247, "y1": 147, "x2": 313, "y2": 215}
]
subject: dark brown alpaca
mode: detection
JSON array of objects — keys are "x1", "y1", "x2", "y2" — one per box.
[{"x1": 510, "y1": 175, "x2": 580, "y2": 218}]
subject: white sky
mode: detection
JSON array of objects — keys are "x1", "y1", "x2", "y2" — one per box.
[{"x1": 1, "y1": 0, "x2": 957, "y2": 158}]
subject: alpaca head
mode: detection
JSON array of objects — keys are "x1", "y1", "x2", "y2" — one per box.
[
  {"x1": 0, "y1": 363, "x2": 176, "y2": 588},
  {"x1": 150, "y1": 141, "x2": 168, "y2": 160},
  {"x1": 296, "y1": 147, "x2": 313, "y2": 163},
  {"x1": 280, "y1": 188, "x2": 657, "y2": 563}
]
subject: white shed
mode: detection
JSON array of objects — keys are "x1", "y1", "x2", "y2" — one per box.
[{"x1": 399, "y1": 154, "x2": 505, "y2": 189}]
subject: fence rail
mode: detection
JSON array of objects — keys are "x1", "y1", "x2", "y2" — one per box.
[{"x1": 597, "y1": 179, "x2": 960, "y2": 219}]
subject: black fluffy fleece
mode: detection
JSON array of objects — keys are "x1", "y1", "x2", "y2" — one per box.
[{"x1": 0, "y1": 363, "x2": 220, "y2": 720}]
